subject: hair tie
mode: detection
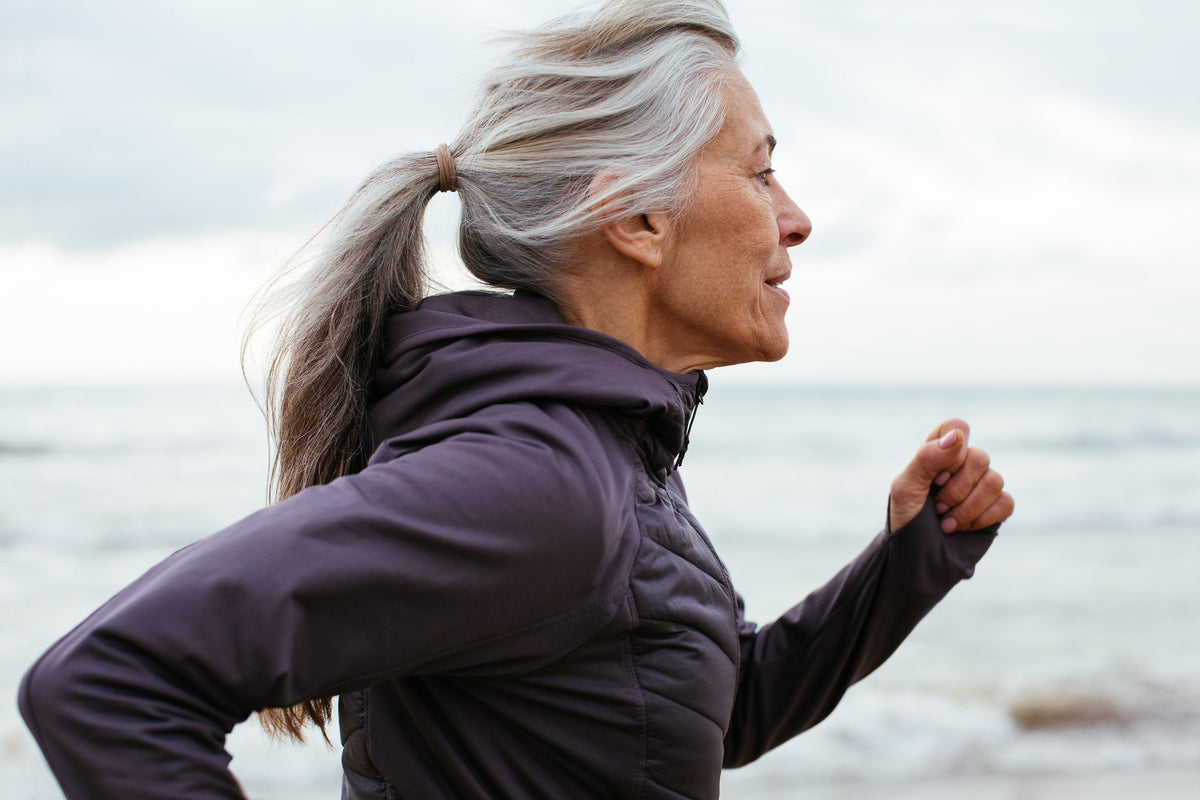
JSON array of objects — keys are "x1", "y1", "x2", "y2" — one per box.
[{"x1": 434, "y1": 144, "x2": 457, "y2": 193}]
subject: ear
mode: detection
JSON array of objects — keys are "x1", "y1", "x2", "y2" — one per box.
[
  {"x1": 601, "y1": 211, "x2": 671, "y2": 271},
  {"x1": 586, "y1": 169, "x2": 672, "y2": 271}
]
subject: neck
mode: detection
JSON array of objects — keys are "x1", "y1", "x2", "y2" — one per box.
[{"x1": 557, "y1": 240, "x2": 704, "y2": 374}]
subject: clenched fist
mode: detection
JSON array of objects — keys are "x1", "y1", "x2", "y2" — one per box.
[{"x1": 889, "y1": 418, "x2": 1014, "y2": 534}]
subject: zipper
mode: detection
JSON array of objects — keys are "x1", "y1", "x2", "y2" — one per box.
[{"x1": 673, "y1": 371, "x2": 708, "y2": 469}]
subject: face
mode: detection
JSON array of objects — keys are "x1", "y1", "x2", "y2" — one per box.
[{"x1": 650, "y1": 70, "x2": 811, "y2": 371}]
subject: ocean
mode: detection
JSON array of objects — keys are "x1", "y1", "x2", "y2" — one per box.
[{"x1": 2, "y1": 382, "x2": 1198, "y2": 798}]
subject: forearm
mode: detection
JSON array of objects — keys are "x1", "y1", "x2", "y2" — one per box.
[
  {"x1": 723, "y1": 498, "x2": 996, "y2": 767},
  {"x1": 19, "y1": 556, "x2": 249, "y2": 799}
]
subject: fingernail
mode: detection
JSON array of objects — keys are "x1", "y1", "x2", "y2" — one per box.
[
  {"x1": 939, "y1": 430, "x2": 958, "y2": 449},
  {"x1": 934, "y1": 471, "x2": 951, "y2": 487},
  {"x1": 941, "y1": 517, "x2": 958, "y2": 534},
  {"x1": 935, "y1": 503, "x2": 949, "y2": 515}
]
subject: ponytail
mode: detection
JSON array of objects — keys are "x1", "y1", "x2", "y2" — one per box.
[{"x1": 244, "y1": 152, "x2": 442, "y2": 741}]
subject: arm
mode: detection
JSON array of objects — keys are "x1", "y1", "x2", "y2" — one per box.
[
  {"x1": 722, "y1": 499, "x2": 996, "y2": 767},
  {"x1": 19, "y1": 418, "x2": 627, "y2": 799},
  {"x1": 723, "y1": 418, "x2": 1013, "y2": 767}
]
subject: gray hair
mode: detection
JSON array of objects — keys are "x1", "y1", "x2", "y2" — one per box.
[
  {"x1": 249, "y1": 1, "x2": 742, "y2": 739},
  {"x1": 456, "y1": 0, "x2": 740, "y2": 297}
]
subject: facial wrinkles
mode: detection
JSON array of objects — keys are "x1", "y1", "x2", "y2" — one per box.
[{"x1": 646, "y1": 70, "x2": 794, "y2": 370}]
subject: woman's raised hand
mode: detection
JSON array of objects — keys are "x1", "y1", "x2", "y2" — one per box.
[{"x1": 889, "y1": 419, "x2": 1014, "y2": 534}]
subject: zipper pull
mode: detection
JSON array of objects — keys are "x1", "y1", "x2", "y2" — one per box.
[{"x1": 674, "y1": 372, "x2": 707, "y2": 469}]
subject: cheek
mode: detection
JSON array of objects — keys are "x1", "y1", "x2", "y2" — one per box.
[
  {"x1": 736, "y1": 197, "x2": 779, "y2": 258},
  {"x1": 711, "y1": 199, "x2": 772, "y2": 251}
]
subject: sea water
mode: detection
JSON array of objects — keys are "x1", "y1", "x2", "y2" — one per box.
[{"x1": 2, "y1": 382, "x2": 1197, "y2": 798}]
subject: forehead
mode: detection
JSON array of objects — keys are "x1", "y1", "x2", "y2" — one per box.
[{"x1": 710, "y1": 70, "x2": 772, "y2": 157}]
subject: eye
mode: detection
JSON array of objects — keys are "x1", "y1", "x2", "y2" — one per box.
[{"x1": 756, "y1": 167, "x2": 775, "y2": 186}]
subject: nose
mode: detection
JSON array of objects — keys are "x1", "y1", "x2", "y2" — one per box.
[{"x1": 775, "y1": 184, "x2": 812, "y2": 247}]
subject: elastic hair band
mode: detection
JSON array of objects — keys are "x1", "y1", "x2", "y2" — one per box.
[{"x1": 434, "y1": 144, "x2": 457, "y2": 193}]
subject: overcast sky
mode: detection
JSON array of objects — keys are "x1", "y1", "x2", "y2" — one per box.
[{"x1": 2, "y1": 0, "x2": 1197, "y2": 385}]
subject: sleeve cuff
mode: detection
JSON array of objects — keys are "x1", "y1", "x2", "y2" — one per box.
[{"x1": 885, "y1": 496, "x2": 999, "y2": 594}]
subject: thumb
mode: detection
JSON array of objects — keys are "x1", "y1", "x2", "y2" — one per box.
[
  {"x1": 889, "y1": 420, "x2": 969, "y2": 530},
  {"x1": 907, "y1": 426, "x2": 969, "y2": 485}
]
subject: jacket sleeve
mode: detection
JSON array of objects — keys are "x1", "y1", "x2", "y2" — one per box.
[
  {"x1": 18, "y1": 419, "x2": 630, "y2": 799},
  {"x1": 722, "y1": 497, "x2": 997, "y2": 768}
]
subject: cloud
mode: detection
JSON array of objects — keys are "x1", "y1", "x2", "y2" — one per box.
[
  {"x1": 0, "y1": 199, "x2": 481, "y2": 383},
  {"x1": 0, "y1": 234, "x2": 288, "y2": 381},
  {"x1": 0, "y1": 0, "x2": 550, "y2": 245},
  {"x1": 1, "y1": 0, "x2": 1196, "y2": 384}
]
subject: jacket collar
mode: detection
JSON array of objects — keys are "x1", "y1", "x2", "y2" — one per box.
[{"x1": 368, "y1": 291, "x2": 706, "y2": 475}]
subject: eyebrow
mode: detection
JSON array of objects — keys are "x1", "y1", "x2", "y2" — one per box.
[{"x1": 742, "y1": 134, "x2": 777, "y2": 162}]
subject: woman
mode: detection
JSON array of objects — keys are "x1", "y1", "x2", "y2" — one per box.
[{"x1": 19, "y1": 1, "x2": 1013, "y2": 798}]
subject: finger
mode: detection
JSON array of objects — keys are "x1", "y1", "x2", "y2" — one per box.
[
  {"x1": 934, "y1": 447, "x2": 991, "y2": 511},
  {"x1": 925, "y1": 418, "x2": 971, "y2": 444},
  {"x1": 941, "y1": 469, "x2": 1006, "y2": 533},
  {"x1": 889, "y1": 423, "x2": 972, "y2": 531},
  {"x1": 961, "y1": 490, "x2": 1015, "y2": 532},
  {"x1": 924, "y1": 418, "x2": 970, "y2": 487},
  {"x1": 903, "y1": 425, "x2": 970, "y2": 487}
]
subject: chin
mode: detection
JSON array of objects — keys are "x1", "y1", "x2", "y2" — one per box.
[
  {"x1": 756, "y1": 325, "x2": 790, "y2": 363},
  {"x1": 737, "y1": 336, "x2": 788, "y2": 365},
  {"x1": 758, "y1": 341, "x2": 789, "y2": 363}
]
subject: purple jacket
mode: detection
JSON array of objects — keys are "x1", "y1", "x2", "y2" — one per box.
[{"x1": 19, "y1": 291, "x2": 996, "y2": 799}]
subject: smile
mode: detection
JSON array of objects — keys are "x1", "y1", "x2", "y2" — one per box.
[{"x1": 765, "y1": 272, "x2": 790, "y2": 301}]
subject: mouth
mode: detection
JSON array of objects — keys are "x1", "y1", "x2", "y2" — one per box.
[{"x1": 764, "y1": 270, "x2": 791, "y2": 301}]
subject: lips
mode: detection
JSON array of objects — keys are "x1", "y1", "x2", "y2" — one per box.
[{"x1": 764, "y1": 268, "x2": 791, "y2": 300}]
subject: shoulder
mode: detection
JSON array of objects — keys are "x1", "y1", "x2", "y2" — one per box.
[
  {"x1": 345, "y1": 399, "x2": 639, "y2": 588},
  {"x1": 369, "y1": 398, "x2": 632, "y2": 502}
]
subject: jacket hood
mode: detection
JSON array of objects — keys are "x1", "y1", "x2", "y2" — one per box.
[{"x1": 366, "y1": 291, "x2": 706, "y2": 474}]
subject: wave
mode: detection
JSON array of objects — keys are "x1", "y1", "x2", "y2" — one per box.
[
  {"x1": 0, "y1": 438, "x2": 259, "y2": 458},
  {"x1": 0, "y1": 441, "x2": 50, "y2": 457}
]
